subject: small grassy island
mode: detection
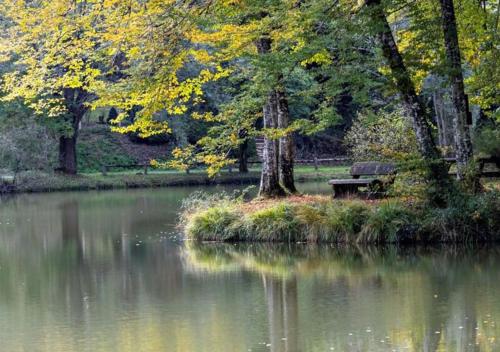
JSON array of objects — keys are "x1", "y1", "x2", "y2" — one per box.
[{"x1": 182, "y1": 188, "x2": 500, "y2": 244}]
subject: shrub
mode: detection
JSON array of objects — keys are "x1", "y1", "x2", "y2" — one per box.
[
  {"x1": 473, "y1": 126, "x2": 500, "y2": 159},
  {"x1": 345, "y1": 107, "x2": 419, "y2": 162},
  {"x1": 77, "y1": 125, "x2": 136, "y2": 172},
  {"x1": 422, "y1": 191, "x2": 500, "y2": 242}
]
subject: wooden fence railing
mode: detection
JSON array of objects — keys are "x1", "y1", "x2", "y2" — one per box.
[
  {"x1": 100, "y1": 157, "x2": 500, "y2": 177},
  {"x1": 100, "y1": 157, "x2": 352, "y2": 175},
  {"x1": 101, "y1": 164, "x2": 150, "y2": 176}
]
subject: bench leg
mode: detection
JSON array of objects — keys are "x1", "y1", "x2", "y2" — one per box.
[
  {"x1": 367, "y1": 180, "x2": 384, "y2": 199},
  {"x1": 333, "y1": 185, "x2": 359, "y2": 198}
]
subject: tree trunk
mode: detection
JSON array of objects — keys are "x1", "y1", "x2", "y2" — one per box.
[
  {"x1": 366, "y1": 0, "x2": 452, "y2": 203},
  {"x1": 256, "y1": 37, "x2": 286, "y2": 198},
  {"x1": 259, "y1": 90, "x2": 286, "y2": 197},
  {"x1": 239, "y1": 138, "x2": 249, "y2": 173},
  {"x1": 276, "y1": 87, "x2": 297, "y2": 194},
  {"x1": 58, "y1": 133, "x2": 78, "y2": 175},
  {"x1": 438, "y1": 0, "x2": 478, "y2": 187},
  {"x1": 57, "y1": 88, "x2": 88, "y2": 175}
]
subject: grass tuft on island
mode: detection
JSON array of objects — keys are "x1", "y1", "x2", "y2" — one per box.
[{"x1": 181, "y1": 191, "x2": 500, "y2": 244}]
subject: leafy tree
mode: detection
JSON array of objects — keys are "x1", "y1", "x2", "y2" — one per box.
[
  {"x1": 364, "y1": 0, "x2": 452, "y2": 203},
  {"x1": 393, "y1": 0, "x2": 499, "y2": 119},
  {"x1": 176, "y1": 0, "x2": 380, "y2": 196},
  {"x1": 0, "y1": 0, "x2": 108, "y2": 174},
  {"x1": 93, "y1": 0, "x2": 226, "y2": 138}
]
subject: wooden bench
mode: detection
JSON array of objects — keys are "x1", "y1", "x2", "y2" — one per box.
[
  {"x1": 445, "y1": 156, "x2": 500, "y2": 178},
  {"x1": 328, "y1": 162, "x2": 396, "y2": 198}
]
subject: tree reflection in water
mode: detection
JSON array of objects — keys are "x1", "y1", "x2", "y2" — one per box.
[{"x1": 183, "y1": 243, "x2": 500, "y2": 352}]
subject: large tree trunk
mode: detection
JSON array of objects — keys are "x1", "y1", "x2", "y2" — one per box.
[
  {"x1": 259, "y1": 90, "x2": 286, "y2": 197},
  {"x1": 276, "y1": 87, "x2": 297, "y2": 194},
  {"x1": 256, "y1": 37, "x2": 286, "y2": 198},
  {"x1": 58, "y1": 133, "x2": 78, "y2": 175},
  {"x1": 438, "y1": 0, "x2": 478, "y2": 187},
  {"x1": 57, "y1": 88, "x2": 87, "y2": 175},
  {"x1": 366, "y1": 0, "x2": 452, "y2": 203}
]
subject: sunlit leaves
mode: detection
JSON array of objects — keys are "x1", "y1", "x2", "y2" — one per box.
[{"x1": 0, "y1": 0, "x2": 104, "y2": 118}]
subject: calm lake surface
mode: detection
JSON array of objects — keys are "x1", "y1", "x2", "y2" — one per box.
[{"x1": 0, "y1": 183, "x2": 499, "y2": 352}]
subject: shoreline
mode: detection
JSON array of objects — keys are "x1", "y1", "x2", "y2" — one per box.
[{"x1": 1, "y1": 170, "x2": 341, "y2": 195}]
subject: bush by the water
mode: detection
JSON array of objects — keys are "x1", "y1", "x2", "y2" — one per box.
[{"x1": 182, "y1": 191, "x2": 500, "y2": 244}]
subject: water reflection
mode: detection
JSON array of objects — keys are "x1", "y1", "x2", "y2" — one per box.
[
  {"x1": 184, "y1": 243, "x2": 500, "y2": 351},
  {"x1": 0, "y1": 188, "x2": 498, "y2": 351},
  {"x1": 262, "y1": 275, "x2": 299, "y2": 352}
]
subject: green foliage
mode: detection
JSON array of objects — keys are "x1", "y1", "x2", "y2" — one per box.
[
  {"x1": 473, "y1": 126, "x2": 500, "y2": 158},
  {"x1": 0, "y1": 0, "x2": 497, "y2": 185},
  {"x1": 422, "y1": 191, "x2": 500, "y2": 242},
  {"x1": 320, "y1": 201, "x2": 370, "y2": 242},
  {"x1": 388, "y1": 0, "x2": 499, "y2": 113},
  {"x1": 180, "y1": 188, "x2": 254, "y2": 241},
  {"x1": 148, "y1": 0, "x2": 382, "y2": 172},
  {"x1": 76, "y1": 126, "x2": 136, "y2": 173},
  {"x1": 345, "y1": 107, "x2": 419, "y2": 162}
]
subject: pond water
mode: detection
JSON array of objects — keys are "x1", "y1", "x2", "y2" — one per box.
[{"x1": 0, "y1": 183, "x2": 499, "y2": 352}]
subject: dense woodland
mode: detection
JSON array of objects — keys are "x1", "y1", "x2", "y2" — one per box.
[{"x1": 0, "y1": 0, "x2": 498, "y2": 201}]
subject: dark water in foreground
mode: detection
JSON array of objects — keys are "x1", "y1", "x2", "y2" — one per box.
[{"x1": 0, "y1": 184, "x2": 499, "y2": 352}]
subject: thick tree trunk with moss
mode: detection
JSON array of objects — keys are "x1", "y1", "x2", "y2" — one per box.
[
  {"x1": 438, "y1": 0, "x2": 478, "y2": 185},
  {"x1": 366, "y1": 0, "x2": 451, "y2": 202},
  {"x1": 276, "y1": 87, "x2": 297, "y2": 193},
  {"x1": 256, "y1": 38, "x2": 286, "y2": 198}
]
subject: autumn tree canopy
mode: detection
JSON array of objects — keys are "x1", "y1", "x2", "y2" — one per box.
[{"x1": 0, "y1": 0, "x2": 497, "y2": 196}]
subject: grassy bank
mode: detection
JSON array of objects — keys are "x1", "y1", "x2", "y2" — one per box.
[
  {"x1": 181, "y1": 191, "x2": 500, "y2": 244},
  {"x1": 5, "y1": 165, "x2": 347, "y2": 193}
]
